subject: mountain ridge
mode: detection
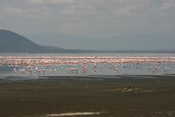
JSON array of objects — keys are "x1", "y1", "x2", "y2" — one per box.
[
  {"x1": 0, "y1": 29, "x2": 175, "y2": 53},
  {"x1": 0, "y1": 29, "x2": 67, "y2": 53}
]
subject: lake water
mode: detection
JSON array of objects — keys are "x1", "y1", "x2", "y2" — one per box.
[
  {"x1": 1, "y1": 52, "x2": 175, "y2": 57},
  {"x1": 1, "y1": 52, "x2": 175, "y2": 80}
]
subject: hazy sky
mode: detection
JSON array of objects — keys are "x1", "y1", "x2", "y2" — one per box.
[{"x1": 0, "y1": 0, "x2": 175, "y2": 50}]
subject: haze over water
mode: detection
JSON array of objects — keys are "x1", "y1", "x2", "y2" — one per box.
[{"x1": 1, "y1": 52, "x2": 175, "y2": 57}]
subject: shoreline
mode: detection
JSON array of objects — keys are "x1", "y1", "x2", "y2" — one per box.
[{"x1": 1, "y1": 74, "x2": 175, "y2": 82}]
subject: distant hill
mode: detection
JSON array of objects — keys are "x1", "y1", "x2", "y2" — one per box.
[
  {"x1": 0, "y1": 29, "x2": 174, "y2": 53},
  {"x1": 0, "y1": 29, "x2": 105, "y2": 53},
  {"x1": 0, "y1": 29, "x2": 67, "y2": 53}
]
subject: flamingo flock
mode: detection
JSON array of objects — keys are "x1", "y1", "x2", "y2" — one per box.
[{"x1": 0, "y1": 56, "x2": 175, "y2": 75}]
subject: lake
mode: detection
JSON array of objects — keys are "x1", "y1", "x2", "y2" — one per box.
[{"x1": 0, "y1": 52, "x2": 175, "y2": 79}]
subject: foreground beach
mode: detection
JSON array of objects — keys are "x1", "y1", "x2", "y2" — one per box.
[{"x1": 0, "y1": 75, "x2": 175, "y2": 117}]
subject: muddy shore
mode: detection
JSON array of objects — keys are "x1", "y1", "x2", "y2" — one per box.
[{"x1": 0, "y1": 75, "x2": 175, "y2": 117}]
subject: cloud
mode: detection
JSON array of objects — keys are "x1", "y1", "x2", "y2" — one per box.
[
  {"x1": 0, "y1": 0, "x2": 175, "y2": 50},
  {"x1": 160, "y1": 0, "x2": 175, "y2": 9},
  {"x1": 30, "y1": 0, "x2": 75, "y2": 5}
]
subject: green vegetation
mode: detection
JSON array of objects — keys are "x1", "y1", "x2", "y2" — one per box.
[{"x1": 0, "y1": 77, "x2": 175, "y2": 117}]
